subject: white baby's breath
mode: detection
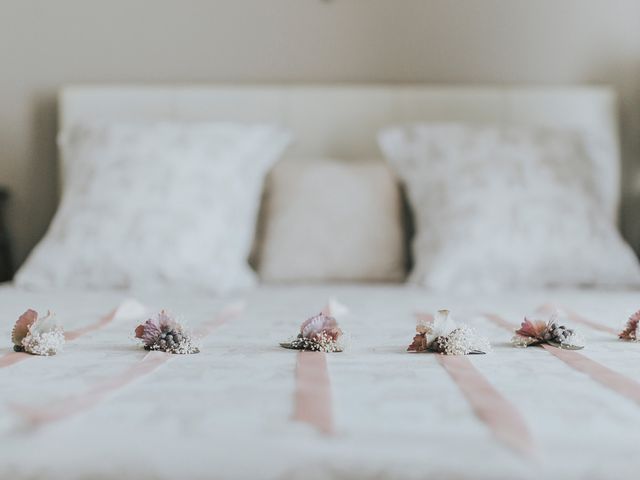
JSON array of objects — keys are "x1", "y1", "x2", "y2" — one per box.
[
  {"x1": 21, "y1": 328, "x2": 65, "y2": 356},
  {"x1": 286, "y1": 332, "x2": 343, "y2": 353},
  {"x1": 439, "y1": 326, "x2": 492, "y2": 355}
]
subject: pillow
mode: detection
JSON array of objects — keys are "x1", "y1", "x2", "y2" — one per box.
[
  {"x1": 15, "y1": 122, "x2": 291, "y2": 292},
  {"x1": 256, "y1": 159, "x2": 406, "y2": 282},
  {"x1": 378, "y1": 123, "x2": 640, "y2": 292}
]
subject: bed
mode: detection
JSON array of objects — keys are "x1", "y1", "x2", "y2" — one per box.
[{"x1": 2, "y1": 85, "x2": 639, "y2": 480}]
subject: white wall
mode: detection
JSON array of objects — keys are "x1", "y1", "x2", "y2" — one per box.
[{"x1": 1, "y1": 0, "x2": 639, "y2": 266}]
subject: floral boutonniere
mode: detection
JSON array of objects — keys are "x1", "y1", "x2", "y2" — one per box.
[
  {"x1": 408, "y1": 309, "x2": 491, "y2": 355},
  {"x1": 280, "y1": 300, "x2": 346, "y2": 353},
  {"x1": 512, "y1": 312, "x2": 584, "y2": 350},
  {"x1": 619, "y1": 310, "x2": 640, "y2": 342},
  {"x1": 134, "y1": 310, "x2": 199, "y2": 354},
  {"x1": 12, "y1": 309, "x2": 65, "y2": 356}
]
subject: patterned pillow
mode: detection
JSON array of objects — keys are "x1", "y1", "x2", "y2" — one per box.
[
  {"x1": 379, "y1": 123, "x2": 640, "y2": 292},
  {"x1": 16, "y1": 122, "x2": 290, "y2": 292}
]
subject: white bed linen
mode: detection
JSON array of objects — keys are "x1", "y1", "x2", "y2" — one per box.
[{"x1": 1, "y1": 284, "x2": 640, "y2": 480}]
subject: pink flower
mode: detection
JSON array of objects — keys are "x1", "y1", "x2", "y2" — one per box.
[
  {"x1": 407, "y1": 333, "x2": 428, "y2": 352},
  {"x1": 11, "y1": 309, "x2": 64, "y2": 355},
  {"x1": 300, "y1": 313, "x2": 342, "y2": 342},
  {"x1": 619, "y1": 310, "x2": 640, "y2": 341},
  {"x1": 515, "y1": 317, "x2": 548, "y2": 340},
  {"x1": 12, "y1": 309, "x2": 39, "y2": 346},
  {"x1": 135, "y1": 319, "x2": 162, "y2": 346},
  {"x1": 134, "y1": 310, "x2": 177, "y2": 347}
]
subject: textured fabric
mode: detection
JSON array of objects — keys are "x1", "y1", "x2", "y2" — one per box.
[
  {"x1": 15, "y1": 122, "x2": 290, "y2": 292},
  {"x1": 379, "y1": 123, "x2": 640, "y2": 292},
  {"x1": 257, "y1": 160, "x2": 405, "y2": 282},
  {"x1": 2, "y1": 284, "x2": 640, "y2": 479}
]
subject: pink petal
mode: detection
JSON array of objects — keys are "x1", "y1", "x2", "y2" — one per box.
[
  {"x1": 300, "y1": 313, "x2": 342, "y2": 342},
  {"x1": 619, "y1": 310, "x2": 640, "y2": 340},
  {"x1": 134, "y1": 324, "x2": 146, "y2": 339},
  {"x1": 408, "y1": 333, "x2": 428, "y2": 352},
  {"x1": 134, "y1": 317, "x2": 162, "y2": 345},
  {"x1": 140, "y1": 319, "x2": 162, "y2": 345},
  {"x1": 12, "y1": 309, "x2": 38, "y2": 345},
  {"x1": 515, "y1": 318, "x2": 547, "y2": 340},
  {"x1": 157, "y1": 310, "x2": 177, "y2": 331},
  {"x1": 300, "y1": 313, "x2": 325, "y2": 338}
]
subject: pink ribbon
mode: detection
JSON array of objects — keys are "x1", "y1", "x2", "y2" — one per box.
[
  {"x1": 0, "y1": 301, "x2": 141, "y2": 370},
  {"x1": 437, "y1": 355, "x2": 536, "y2": 458},
  {"x1": 293, "y1": 351, "x2": 334, "y2": 435},
  {"x1": 541, "y1": 344, "x2": 640, "y2": 402},
  {"x1": 0, "y1": 351, "x2": 29, "y2": 369},
  {"x1": 194, "y1": 302, "x2": 244, "y2": 337},
  {"x1": 417, "y1": 312, "x2": 535, "y2": 457},
  {"x1": 537, "y1": 303, "x2": 619, "y2": 336},
  {"x1": 64, "y1": 311, "x2": 119, "y2": 341},
  {"x1": 10, "y1": 302, "x2": 244, "y2": 427},
  {"x1": 292, "y1": 301, "x2": 341, "y2": 435},
  {"x1": 12, "y1": 352, "x2": 170, "y2": 425},
  {"x1": 483, "y1": 312, "x2": 640, "y2": 405},
  {"x1": 482, "y1": 313, "x2": 515, "y2": 332}
]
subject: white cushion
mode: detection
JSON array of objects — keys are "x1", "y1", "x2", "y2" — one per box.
[
  {"x1": 379, "y1": 123, "x2": 640, "y2": 292},
  {"x1": 256, "y1": 159, "x2": 405, "y2": 282},
  {"x1": 15, "y1": 122, "x2": 291, "y2": 292}
]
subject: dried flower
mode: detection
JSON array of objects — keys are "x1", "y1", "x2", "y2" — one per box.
[
  {"x1": 512, "y1": 312, "x2": 584, "y2": 350},
  {"x1": 11, "y1": 309, "x2": 65, "y2": 356},
  {"x1": 300, "y1": 313, "x2": 342, "y2": 342},
  {"x1": 281, "y1": 312, "x2": 344, "y2": 353},
  {"x1": 134, "y1": 310, "x2": 199, "y2": 354},
  {"x1": 619, "y1": 310, "x2": 640, "y2": 341},
  {"x1": 514, "y1": 318, "x2": 548, "y2": 342},
  {"x1": 409, "y1": 310, "x2": 490, "y2": 355},
  {"x1": 408, "y1": 332, "x2": 429, "y2": 353}
]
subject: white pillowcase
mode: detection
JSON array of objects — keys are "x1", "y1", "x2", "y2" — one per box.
[
  {"x1": 16, "y1": 122, "x2": 291, "y2": 292},
  {"x1": 256, "y1": 159, "x2": 406, "y2": 282},
  {"x1": 379, "y1": 123, "x2": 640, "y2": 292}
]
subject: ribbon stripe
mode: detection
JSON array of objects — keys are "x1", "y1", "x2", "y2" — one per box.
[
  {"x1": 418, "y1": 312, "x2": 535, "y2": 458},
  {"x1": 293, "y1": 351, "x2": 334, "y2": 435},
  {"x1": 64, "y1": 310, "x2": 120, "y2": 341},
  {"x1": 10, "y1": 302, "x2": 244, "y2": 427},
  {"x1": 292, "y1": 301, "x2": 338, "y2": 435},
  {"x1": 437, "y1": 355, "x2": 536, "y2": 458},
  {"x1": 484, "y1": 312, "x2": 640, "y2": 406},
  {"x1": 12, "y1": 352, "x2": 170, "y2": 426},
  {"x1": 541, "y1": 345, "x2": 640, "y2": 404},
  {"x1": 195, "y1": 302, "x2": 244, "y2": 337},
  {"x1": 0, "y1": 352, "x2": 29, "y2": 369},
  {"x1": 1, "y1": 306, "x2": 125, "y2": 370},
  {"x1": 538, "y1": 303, "x2": 619, "y2": 336}
]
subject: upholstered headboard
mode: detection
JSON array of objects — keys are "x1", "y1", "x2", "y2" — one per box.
[{"x1": 59, "y1": 84, "x2": 620, "y2": 214}]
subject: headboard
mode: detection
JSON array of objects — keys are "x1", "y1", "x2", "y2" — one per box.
[{"x1": 59, "y1": 84, "x2": 621, "y2": 215}]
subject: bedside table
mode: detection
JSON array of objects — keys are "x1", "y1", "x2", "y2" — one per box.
[{"x1": 0, "y1": 187, "x2": 13, "y2": 282}]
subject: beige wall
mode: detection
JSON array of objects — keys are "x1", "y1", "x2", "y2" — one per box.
[{"x1": 1, "y1": 0, "x2": 639, "y2": 267}]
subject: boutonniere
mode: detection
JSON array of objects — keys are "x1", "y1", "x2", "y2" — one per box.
[
  {"x1": 280, "y1": 300, "x2": 346, "y2": 352},
  {"x1": 512, "y1": 312, "x2": 584, "y2": 350},
  {"x1": 12, "y1": 309, "x2": 65, "y2": 356},
  {"x1": 619, "y1": 310, "x2": 640, "y2": 342},
  {"x1": 134, "y1": 310, "x2": 199, "y2": 354},
  {"x1": 408, "y1": 309, "x2": 491, "y2": 355}
]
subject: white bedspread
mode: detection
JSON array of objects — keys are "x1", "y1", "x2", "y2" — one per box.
[{"x1": 1, "y1": 284, "x2": 640, "y2": 480}]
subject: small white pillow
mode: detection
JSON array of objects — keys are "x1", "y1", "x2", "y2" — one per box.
[
  {"x1": 16, "y1": 122, "x2": 291, "y2": 292},
  {"x1": 379, "y1": 123, "x2": 640, "y2": 292},
  {"x1": 256, "y1": 159, "x2": 405, "y2": 282}
]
